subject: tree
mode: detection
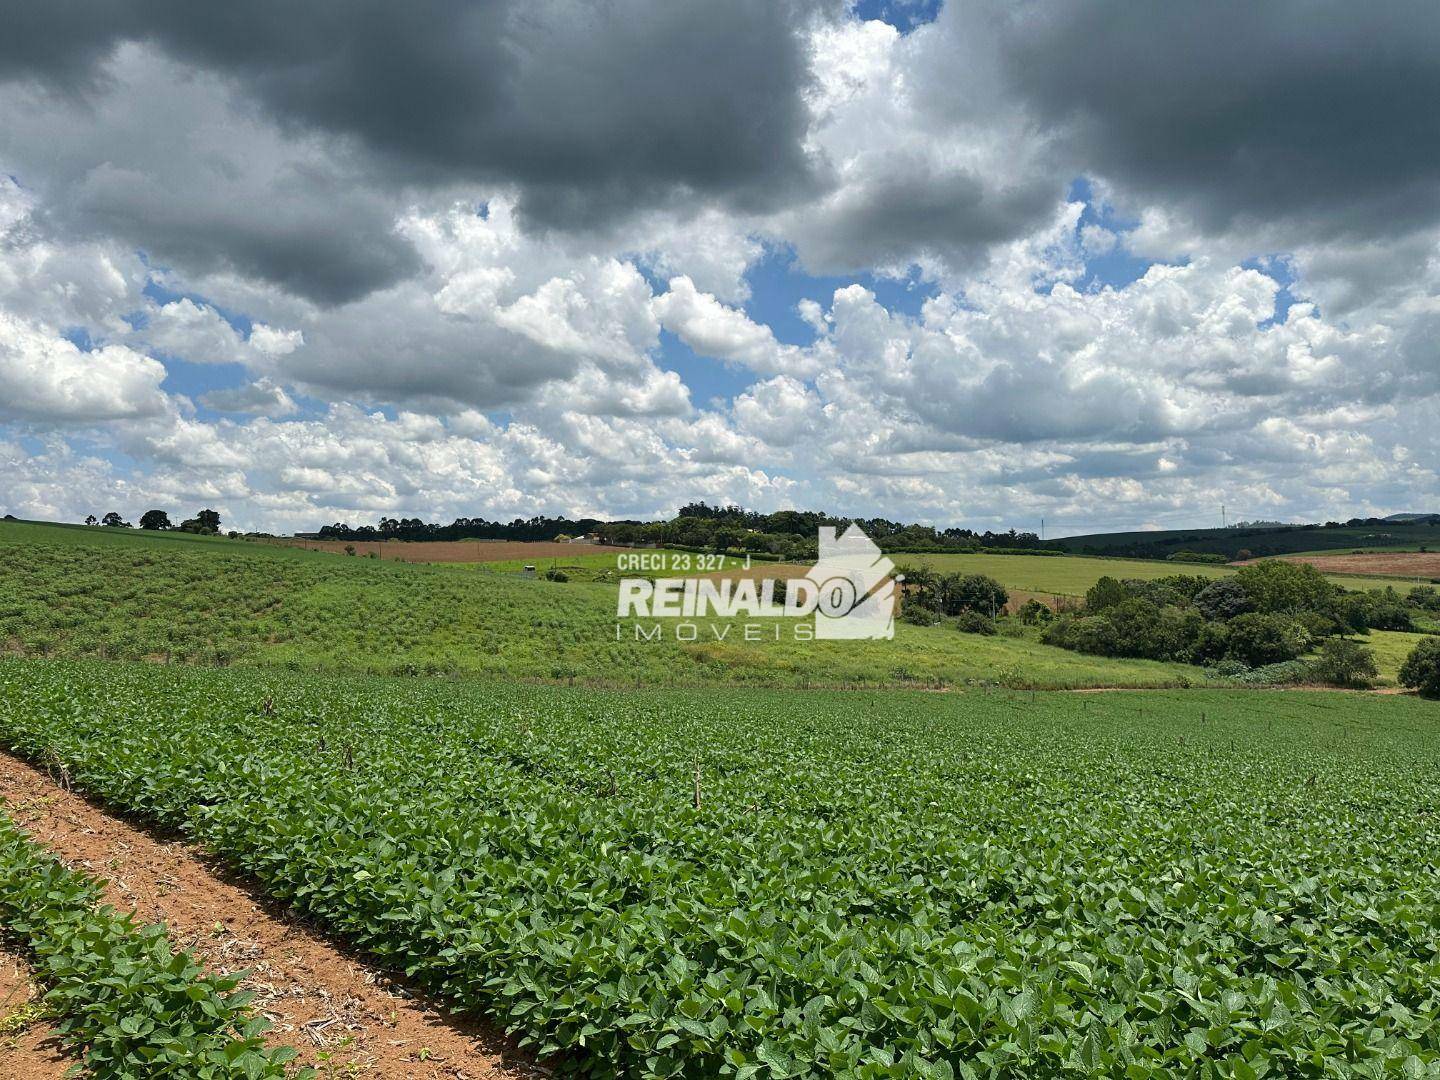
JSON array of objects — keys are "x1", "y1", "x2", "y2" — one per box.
[
  {"x1": 1233, "y1": 560, "x2": 1338, "y2": 615},
  {"x1": 100, "y1": 511, "x2": 131, "y2": 528},
  {"x1": 196, "y1": 508, "x2": 222, "y2": 532},
  {"x1": 1310, "y1": 638, "x2": 1378, "y2": 688},
  {"x1": 1194, "y1": 578, "x2": 1255, "y2": 621},
  {"x1": 1084, "y1": 576, "x2": 1128, "y2": 613},
  {"x1": 1399, "y1": 638, "x2": 1440, "y2": 698},
  {"x1": 942, "y1": 574, "x2": 1008, "y2": 616},
  {"x1": 84, "y1": 514, "x2": 98, "y2": 526},
  {"x1": 1225, "y1": 613, "x2": 1310, "y2": 667},
  {"x1": 139, "y1": 509, "x2": 172, "y2": 531}
]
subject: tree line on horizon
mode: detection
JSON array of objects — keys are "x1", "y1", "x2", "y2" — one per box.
[
  {"x1": 313, "y1": 502, "x2": 1046, "y2": 558},
  {"x1": 84, "y1": 508, "x2": 223, "y2": 535}
]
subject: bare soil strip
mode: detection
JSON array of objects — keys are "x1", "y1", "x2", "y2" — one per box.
[
  {"x1": 0, "y1": 948, "x2": 68, "y2": 1079},
  {"x1": 0, "y1": 751, "x2": 543, "y2": 1080},
  {"x1": 1235, "y1": 552, "x2": 1440, "y2": 579}
]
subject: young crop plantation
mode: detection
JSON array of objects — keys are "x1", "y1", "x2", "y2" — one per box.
[
  {"x1": 2, "y1": 659, "x2": 1440, "y2": 1078},
  {"x1": 0, "y1": 521, "x2": 1201, "y2": 689}
]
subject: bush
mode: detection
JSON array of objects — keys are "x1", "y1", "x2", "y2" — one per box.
[
  {"x1": 1042, "y1": 615, "x2": 1119, "y2": 655},
  {"x1": 1221, "y1": 659, "x2": 1314, "y2": 686},
  {"x1": 1188, "y1": 620, "x2": 1231, "y2": 665},
  {"x1": 1407, "y1": 585, "x2": 1440, "y2": 611},
  {"x1": 1399, "y1": 637, "x2": 1440, "y2": 697},
  {"x1": 1166, "y1": 551, "x2": 1228, "y2": 563},
  {"x1": 1016, "y1": 598, "x2": 1053, "y2": 625},
  {"x1": 1208, "y1": 659, "x2": 1250, "y2": 678},
  {"x1": 1310, "y1": 638, "x2": 1379, "y2": 688},
  {"x1": 544, "y1": 568, "x2": 569, "y2": 582},
  {"x1": 954, "y1": 610, "x2": 997, "y2": 635},
  {"x1": 1295, "y1": 610, "x2": 1341, "y2": 640},
  {"x1": 1225, "y1": 613, "x2": 1310, "y2": 667},
  {"x1": 899, "y1": 601, "x2": 940, "y2": 626}
]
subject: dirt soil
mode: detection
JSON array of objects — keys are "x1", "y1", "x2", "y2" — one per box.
[
  {"x1": 277, "y1": 539, "x2": 631, "y2": 564},
  {"x1": 0, "y1": 752, "x2": 542, "y2": 1080},
  {"x1": 1235, "y1": 552, "x2": 1440, "y2": 579},
  {"x1": 0, "y1": 949, "x2": 68, "y2": 1079}
]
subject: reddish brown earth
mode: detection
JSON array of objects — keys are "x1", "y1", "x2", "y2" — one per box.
[
  {"x1": 1234, "y1": 552, "x2": 1440, "y2": 578},
  {"x1": 276, "y1": 538, "x2": 631, "y2": 564},
  {"x1": 0, "y1": 752, "x2": 543, "y2": 1080},
  {"x1": 0, "y1": 949, "x2": 67, "y2": 1079}
]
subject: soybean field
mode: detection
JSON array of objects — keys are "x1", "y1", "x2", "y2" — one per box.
[{"x1": 2, "y1": 659, "x2": 1439, "y2": 1078}]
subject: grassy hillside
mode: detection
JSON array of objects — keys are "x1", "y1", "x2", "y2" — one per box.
[
  {"x1": 1054, "y1": 520, "x2": 1440, "y2": 561},
  {"x1": 0, "y1": 520, "x2": 1201, "y2": 689},
  {"x1": 3, "y1": 659, "x2": 1438, "y2": 1077}
]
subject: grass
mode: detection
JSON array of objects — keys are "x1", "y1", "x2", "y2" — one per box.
[
  {"x1": 894, "y1": 552, "x2": 1233, "y2": 596},
  {"x1": 470, "y1": 549, "x2": 751, "y2": 581},
  {"x1": 1361, "y1": 629, "x2": 1432, "y2": 686},
  {"x1": 896, "y1": 550, "x2": 1400, "y2": 596},
  {"x1": 0, "y1": 519, "x2": 1202, "y2": 689},
  {"x1": 3, "y1": 659, "x2": 1439, "y2": 1077}
]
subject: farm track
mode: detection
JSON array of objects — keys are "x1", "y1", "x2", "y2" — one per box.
[
  {"x1": 0, "y1": 948, "x2": 67, "y2": 1078},
  {"x1": 0, "y1": 752, "x2": 541, "y2": 1080}
]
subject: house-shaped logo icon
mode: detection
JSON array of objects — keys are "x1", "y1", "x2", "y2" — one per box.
[{"x1": 804, "y1": 525, "x2": 898, "y2": 640}]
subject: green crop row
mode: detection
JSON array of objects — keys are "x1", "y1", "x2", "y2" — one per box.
[
  {"x1": 0, "y1": 811, "x2": 303, "y2": 1078},
  {"x1": 2, "y1": 659, "x2": 1439, "y2": 1077}
]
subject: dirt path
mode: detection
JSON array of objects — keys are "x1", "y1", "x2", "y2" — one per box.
[
  {"x1": 0, "y1": 752, "x2": 543, "y2": 1080},
  {"x1": 0, "y1": 948, "x2": 68, "y2": 1078}
]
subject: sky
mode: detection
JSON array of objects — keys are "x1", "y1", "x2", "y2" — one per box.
[{"x1": 1, "y1": 0, "x2": 1438, "y2": 536}]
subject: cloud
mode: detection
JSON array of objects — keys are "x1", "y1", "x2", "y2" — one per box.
[
  {"x1": 200, "y1": 378, "x2": 298, "y2": 417},
  {"x1": 2, "y1": 2, "x2": 1440, "y2": 534},
  {"x1": 653, "y1": 276, "x2": 815, "y2": 378},
  {"x1": 0, "y1": 312, "x2": 170, "y2": 423},
  {"x1": 989, "y1": 0, "x2": 1440, "y2": 242},
  {"x1": 0, "y1": 1, "x2": 823, "y2": 268},
  {"x1": 0, "y1": 44, "x2": 420, "y2": 304}
]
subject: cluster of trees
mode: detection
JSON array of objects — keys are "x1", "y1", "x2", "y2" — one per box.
[
  {"x1": 1060, "y1": 517, "x2": 1440, "y2": 560},
  {"x1": 1038, "y1": 561, "x2": 1437, "y2": 687},
  {"x1": 603, "y1": 504, "x2": 1042, "y2": 559},
  {"x1": 86, "y1": 509, "x2": 222, "y2": 535},
  {"x1": 897, "y1": 567, "x2": 1010, "y2": 634},
  {"x1": 317, "y1": 514, "x2": 615, "y2": 543},
  {"x1": 314, "y1": 503, "x2": 1046, "y2": 559}
]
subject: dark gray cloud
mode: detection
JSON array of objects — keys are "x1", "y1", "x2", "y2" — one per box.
[
  {"x1": 992, "y1": 0, "x2": 1440, "y2": 238},
  {"x1": 788, "y1": 157, "x2": 1058, "y2": 275},
  {"x1": 0, "y1": 0, "x2": 823, "y2": 297}
]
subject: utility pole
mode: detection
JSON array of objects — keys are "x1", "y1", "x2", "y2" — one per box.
[
  {"x1": 1040, "y1": 517, "x2": 1045, "y2": 542},
  {"x1": 1221, "y1": 504, "x2": 1226, "y2": 529}
]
